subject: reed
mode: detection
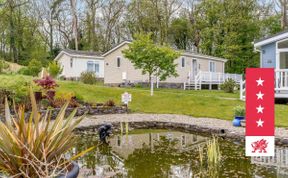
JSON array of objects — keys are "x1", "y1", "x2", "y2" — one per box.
[{"x1": 207, "y1": 136, "x2": 221, "y2": 165}]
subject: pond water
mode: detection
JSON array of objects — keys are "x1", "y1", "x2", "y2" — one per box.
[{"x1": 74, "y1": 129, "x2": 288, "y2": 178}]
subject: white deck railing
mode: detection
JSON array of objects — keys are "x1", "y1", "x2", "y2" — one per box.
[
  {"x1": 240, "y1": 69, "x2": 288, "y2": 100},
  {"x1": 190, "y1": 71, "x2": 242, "y2": 83},
  {"x1": 240, "y1": 80, "x2": 246, "y2": 100},
  {"x1": 275, "y1": 69, "x2": 288, "y2": 90}
]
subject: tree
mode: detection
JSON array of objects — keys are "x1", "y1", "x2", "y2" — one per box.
[
  {"x1": 83, "y1": 0, "x2": 102, "y2": 51},
  {"x1": 123, "y1": 33, "x2": 180, "y2": 96},
  {"x1": 48, "y1": 61, "x2": 63, "y2": 78},
  {"x1": 70, "y1": 0, "x2": 78, "y2": 50},
  {"x1": 193, "y1": 0, "x2": 260, "y2": 73},
  {"x1": 169, "y1": 17, "x2": 192, "y2": 50},
  {"x1": 27, "y1": 59, "x2": 42, "y2": 76},
  {"x1": 277, "y1": 0, "x2": 288, "y2": 29},
  {"x1": 101, "y1": 0, "x2": 126, "y2": 51}
]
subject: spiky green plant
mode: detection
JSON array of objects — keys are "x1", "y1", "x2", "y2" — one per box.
[
  {"x1": 0, "y1": 88, "x2": 93, "y2": 177},
  {"x1": 207, "y1": 136, "x2": 221, "y2": 177},
  {"x1": 207, "y1": 136, "x2": 221, "y2": 165}
]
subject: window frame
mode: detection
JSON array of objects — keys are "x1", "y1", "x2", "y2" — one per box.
[
  {"x1": 117, "y1": 56, "x2": 121, "y2": 68},
  {"x1": 87, "y1": 61, "x2": 100, "y2": 74},
  {"x1": 70, "y1": 58, "x2": 73, "y2": 68},
  {"x1": 94, "y1": 63, "x2": 100, "y2": 73},
  {"x1": 181, "y1": 57, "x2": 185, "y2": 68},
  {"x1": 209, "y1": 61, "x2": 216, "y2": 72}
]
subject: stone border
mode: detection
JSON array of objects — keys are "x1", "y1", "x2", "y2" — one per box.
[{"x1": 75, "y1": 114, "x2": 288, "y2": 146}]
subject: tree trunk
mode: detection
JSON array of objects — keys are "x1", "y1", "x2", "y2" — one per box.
[
  {"x1": 281, "y1": 0, "x2": 288, "y2": 29},
  {"x1": 70, "y1": 0, "x2": 78, "y2": 50},
  {"x1": 150, "y1": 77, "x2": 154, "y2": 96},
  {"x1": 149, "y1": 74, "x2": 154, "y2": 96},
  {"x1": 49, "y1": 13, "x2": 53, "y2": 57},
  {"x1": 8, "y1": 1, "x2": 17, "y2": 62}
]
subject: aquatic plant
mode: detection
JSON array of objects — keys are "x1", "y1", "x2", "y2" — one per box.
[
  {"x1": 0, "y1": 88, "x2": 93, "y2": 177},
  {"x1": 196, "y1": 136, "x2": 221, "y2": 177},
  {"x1": 198, "y1": 145, "x2": 204, "y2": 168},
  {"x1": 207, "y1": 136, "x2": 221, "y2": 177},
  {"x1": 207, "y1": 136, "x2": 221, "y2": 165}
]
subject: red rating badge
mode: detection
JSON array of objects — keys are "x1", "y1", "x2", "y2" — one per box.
[{"x1": 245, "y1": 68, "x2": 274, "y2": 156}]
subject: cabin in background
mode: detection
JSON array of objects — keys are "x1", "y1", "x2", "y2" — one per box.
[
  {"x1": 54, "y1": 41, "x2": 242, "y2": 90},
  {"x1": 54, "y1": 49, "x2": 104, "y2": 79},
  {"x1": 103, "y1": 41, "x2": 242, "y2": 90}
]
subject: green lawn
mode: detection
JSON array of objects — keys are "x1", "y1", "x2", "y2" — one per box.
[{"x1": 0, "y1": 74, "x2": 287, "y2": 127}]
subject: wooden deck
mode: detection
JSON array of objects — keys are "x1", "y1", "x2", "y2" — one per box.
[{"x1": 184, "y1": 71, "x2": 242, "y2": 90}]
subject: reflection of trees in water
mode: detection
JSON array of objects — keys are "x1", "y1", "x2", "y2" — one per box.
[
  {"x1": 216, "y1": 140, "x2": 277, "y2": 178},
  {"x1": 73, "y1": 132, "x2": 279, "y2": 178},
  {"x1": 74, "y1": 135, "x2": 120, "y2": 176},
  {"x1": 124, "y1": 136, "x2": 196, "y2": 178}
]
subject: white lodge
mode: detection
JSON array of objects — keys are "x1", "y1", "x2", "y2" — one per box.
[
  {"x1": 102, "y1": 41, "x2": 241, "y2": 89},
  {"x1": 55, "y1": 41, "x2": 242, "y2": 89},
  {"x1": 54, "y1": 49, "x2": 104, "y2": 79}
]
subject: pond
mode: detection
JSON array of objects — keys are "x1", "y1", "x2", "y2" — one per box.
[{"x1": 74, "y1": 129, "x2": 288, "y2": 178}]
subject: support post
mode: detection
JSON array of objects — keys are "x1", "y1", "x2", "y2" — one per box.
[{"x1": 240, "y1": 79, "x2": 244, "y2": 100}]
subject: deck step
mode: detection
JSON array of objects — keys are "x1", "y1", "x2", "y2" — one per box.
[{"x1": 184, "y1": 83, "x2": 201, "y2": 90}]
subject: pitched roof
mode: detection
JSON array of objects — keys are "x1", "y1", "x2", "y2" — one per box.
[
  {"x1": 102, "y1": 40, "x2": 227, "y2": 62},
  {"x1": 54, "y1": 49, "x2": 103, "y2": 61},
  {"x1": 182, "y1": 51, "x2": 227, "y2": 62},
  {"x1": 254, "y1": 30, "x2": 288, "y2": 48},
  {"x1": 102, "y1": 40, "x2": 132, "y2": 57},
  {"x1": 62, "y1": 49, "x2": 102, "y2": 56}
]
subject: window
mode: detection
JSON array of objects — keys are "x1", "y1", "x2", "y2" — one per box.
[
  {"x1": 181, "y1": 57, "x2": 185, "y2": 67},
  {"x1": 209, "y1": 61, "x2": 216, "y2": 72},
  {"x1": 70, "y1": 58, "x2": 73, "y2": 68},
  {"x1": 95, "y1": 63, "x2": 99, "y2": 73},
  {"x1": 117, "y1": 57, "x2": 121, "y2": 67},
  {"x1": 87, "y1": 62, "x2": 94, "y2": 72},
  {"x1": 87, "y1": 61, "x2": 100, "y2": 74}
]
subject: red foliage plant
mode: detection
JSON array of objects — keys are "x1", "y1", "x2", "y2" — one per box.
[{"x1": 34, "y1": 76, "x2": 58, "y2": 90}]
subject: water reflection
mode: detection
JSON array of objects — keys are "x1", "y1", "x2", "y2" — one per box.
[
  {"x1": 74, "y1": 129, "x2": 287, "y2": 178},
  {"x1": 251, "y1": 147, "x2": 288, "y2": 177}
]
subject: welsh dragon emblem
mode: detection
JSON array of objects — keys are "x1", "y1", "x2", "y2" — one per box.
[{"x1": 251, "y1": 139, "x2": 268, "y2": 153}]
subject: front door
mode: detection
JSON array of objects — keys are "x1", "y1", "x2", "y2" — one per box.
[{"x1": 192, "y1": 59, "x2": 198, "y2": 80}]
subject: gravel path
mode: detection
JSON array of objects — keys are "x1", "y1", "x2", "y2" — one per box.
[{"x1": 77, "y1": 113, "x2": 288, "y2": 143}]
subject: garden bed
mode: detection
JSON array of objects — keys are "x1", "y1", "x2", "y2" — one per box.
[{"x1": 0, "y1": 104, "x2": 129, "y2": 121}]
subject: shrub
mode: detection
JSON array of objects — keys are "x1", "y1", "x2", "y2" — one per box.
[
  {"x1": 80, "y1": 71, "x2": 98, "y2": 84},
  {"x1": 234, "y1": 105, "x2": 245, "y2": 116},
  {"x1": 27, "y1": 59, "x2": 42, "y2": 76},
  {"x1": 34, "y1": 76, "x2": 58, "y2": 90},
  {"x1": 17, "y1": 67, "x2": 30, "y2": 75},
  {"x1": 104, "y1": 99, "x2": 116, "y2": 107},
  {"x1": 0, "y1": 89, "x2": 93, "y2": 177},
  {"x1": 220, "y1": 78, "x2": 237, "y2": 93},
  {"x1": 0, "y1": 75, "x2": 30, "y2": 103},
  {"x1": 48, "y1": 61, "x2": 63, "y2": 78},
  {"x1": 0, "y1": 89, "x2": 15, "y2": 104},
  {"x1": 0, "y1": 60, "x2": 9, "y2": 73}
]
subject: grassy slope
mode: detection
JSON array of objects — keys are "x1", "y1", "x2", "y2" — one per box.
[{"x1": 0, "y1": 74, "x2": 287, "y2": 127}]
